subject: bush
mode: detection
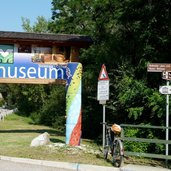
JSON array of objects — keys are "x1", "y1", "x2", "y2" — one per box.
[
  {"x1": 123, "y1": 127, "x2": 165, "y2": 155},
  {"x1": 0, "y1": 99, "x2": 5, "y2": 107},
  {"x1": 30, "y1": 112, "x2": 41, "y2": 124},
  {"x1": 52, "y1": 116, "x2": 66, "y2": 133},
  {"x1": 124, "y1": 128, "x2": 148, "y2": 153},
  {"x1": 39, "y1": 85, "x2": 66, "y2": 128}
]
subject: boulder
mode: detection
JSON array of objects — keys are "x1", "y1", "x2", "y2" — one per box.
[{"x1": 30, "y1": 132, "x2": 50, "y2": 147}]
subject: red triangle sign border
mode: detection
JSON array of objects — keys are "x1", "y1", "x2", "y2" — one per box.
[{"x1": 98, "y1": 64, "x2": 109, "y2": 80}]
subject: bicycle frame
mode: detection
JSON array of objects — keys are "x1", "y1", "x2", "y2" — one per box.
[{"x1": 104, "y1": 123, "x2": 124, "y2": 167}]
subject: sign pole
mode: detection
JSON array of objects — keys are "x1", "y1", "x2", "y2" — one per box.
[
  {"x1": 97, "y1": 64, "x2": 109, "y2": 149},
  {"x1": 103, "y1": 104, "x2": 106, "y2": 148},
  {"x1": 166, "y1": 80, "x2": 169, "y2": 165},
  {"x1": 147, "y1": 63, "x2": 171, "y2": 166}
]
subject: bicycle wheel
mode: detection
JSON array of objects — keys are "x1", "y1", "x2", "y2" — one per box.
[
  {"x1": 104, "y1": 146, "x2": 109, "y2": 160},
  {"x1": 113, "y1": 139, "x2": 124, "y2": 167},
  {"x1": 104, "y1": 135, "x2": 110, "y2": 159}
]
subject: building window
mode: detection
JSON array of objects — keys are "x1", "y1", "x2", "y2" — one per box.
[
  {"x1": 64, "y1": 47, "x2": 71, "y2": 60},
  {"x1": 32, "y1": 46, "x2": 52, "y2": 63},
  {"x1": 33, "y1": 46, "x2": 52, "y2": 54},
  {"x1": 18, "y1": 45, "x2": 31, "y2": 53},
  {"x1": 58, "y1": 46, "x2": 70, "y2": 60}
]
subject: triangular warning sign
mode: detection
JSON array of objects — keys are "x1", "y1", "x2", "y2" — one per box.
[{"x1": 98, "y1": 64, "x2": 109, "y2": 80}]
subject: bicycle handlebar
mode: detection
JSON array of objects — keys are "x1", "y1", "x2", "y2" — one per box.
[{"x1": 100, "y1": 122, "x2": 113, "y2": 128}]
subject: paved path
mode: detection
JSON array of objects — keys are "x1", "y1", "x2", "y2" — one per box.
[
  {"x1": 0, "y1": 156, "x2": 170, "y2": 171},
  {"x1": 121, "y1": 164, "x2": 170, "y2": 171},
  {"x1": 0, "y1": 160, "x2": 72, "y2": 171}
]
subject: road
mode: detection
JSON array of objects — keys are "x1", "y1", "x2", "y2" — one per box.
[
  {"x1": 0, "y1": 160, "x2": 73, "y2": 171},
  {"x1": 0, "y1": 156, "x2": 170, "y2": 171}
]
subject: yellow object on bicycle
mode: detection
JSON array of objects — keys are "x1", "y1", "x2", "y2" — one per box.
[{"x1": 111, "y1": 124, "x2": 121, "y2": 135}]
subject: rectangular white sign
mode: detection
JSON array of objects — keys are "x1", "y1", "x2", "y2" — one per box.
[{"x1": 97, "y1": 80, "x2": 109, "y2": 101}]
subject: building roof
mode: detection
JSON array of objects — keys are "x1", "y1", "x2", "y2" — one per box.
[{"x1": 0, "y1": 31, "x2": 93, "y2": 47}]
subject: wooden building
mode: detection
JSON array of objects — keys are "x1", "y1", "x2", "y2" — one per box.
[
  {"x1": 0, "y1": 31, "x2": 93, "y2": 145},
  {"x1": 0, "y1": 31, "x2": 93, "y2": 64},
  {"x1": 0, "y1": 31, "x2": 92, "y2": 84}
]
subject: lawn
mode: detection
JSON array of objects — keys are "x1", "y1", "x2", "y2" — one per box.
[
  {"x1": 0, "y1": 113, "x2": 167, "y2": 168},
  {"x1": 0, "y1": 114, "x2": 111, "y2": 166}
]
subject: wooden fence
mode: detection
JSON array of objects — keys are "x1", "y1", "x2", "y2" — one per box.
[
  {"x1": 0, "y1": 108, "x2": 16, "y2": 121},
  {"x1": 120, "y1": 124, "x2": 171, "y2": 160}
]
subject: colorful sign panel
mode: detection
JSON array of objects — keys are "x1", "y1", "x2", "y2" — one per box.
[
  {"x1": 0, "y1": 44, "x2": 82, "y2": 146},
  {"x1": 0, "y1": 44, "x2": 14, "y2": 64},
  {"x1": 66, "y1": 63, "x2": 82, "y2": 145},
  {"x1": 0, "y1": 45, "x2": 68, "y2": 80}
]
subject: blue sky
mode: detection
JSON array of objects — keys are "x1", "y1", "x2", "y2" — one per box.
[{"x1": 0, "y1": 0, "x2": 52, "y2": 32}]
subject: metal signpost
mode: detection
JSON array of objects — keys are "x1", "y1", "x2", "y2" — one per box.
[
  {"x1": 166, "y1": 81, "x2": 169, "y2": 163},
  {"x1": 147, "y1": 63, "x2": 170, "y2": 164},
  {"x1": 97, "y1": 64, "x2": 109, "y2": 148}
]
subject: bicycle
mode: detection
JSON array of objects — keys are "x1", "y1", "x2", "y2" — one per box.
[{"x1": 103, "y1": 123, "x2": 124, "y2": 167}]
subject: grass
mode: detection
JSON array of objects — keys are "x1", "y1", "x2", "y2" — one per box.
[
  {"x1": 0, "y1": 114, "x2": 111, "y2": 166},
  {"x1": 0, "y1": 114, "x2": 169, "y2": 168}
]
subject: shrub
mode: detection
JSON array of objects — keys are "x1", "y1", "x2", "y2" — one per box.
[{"x1": 123, "y1": 128, "x2": 148, "y2": 153}]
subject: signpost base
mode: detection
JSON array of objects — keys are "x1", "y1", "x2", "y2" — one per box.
[{"x1": 99, "y1": 100, "x2": 106, "y2": 105}]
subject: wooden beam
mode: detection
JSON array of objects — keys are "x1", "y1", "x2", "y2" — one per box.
[
  {"x1": 70, "y1": 47, "x2": 79, "y2": 62},
  {"x1": 122, "y1": 137, "x2": 171, "y2": 144},
  {"x1": 125, "y1": 151, "x2": 171, "y2": 160},
  {"x1": 0, "y1": 78, "x2": 66, "y2": 85}
]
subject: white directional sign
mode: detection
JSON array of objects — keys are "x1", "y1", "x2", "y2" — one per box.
[
  {"x1": 162, "y1": 71, "x2": 171, "y2": 80},
  {"x1": 97, "y1": 80, "x2": 109, "y2": 101},
  {"x1": 159, "y1": 86, "x2": 171, "y2": 95}
]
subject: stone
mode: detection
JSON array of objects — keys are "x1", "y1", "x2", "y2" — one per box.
[{"x1": 30, "y1": 132, "x2": 50, "y2": 147}]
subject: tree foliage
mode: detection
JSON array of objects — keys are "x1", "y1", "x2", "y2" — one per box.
[
  {"x1": 0, "y1": 1, "x2": 171, "y2": 149},
  {"x1": 50, "y1": 0, "x2": 171, "y2": 139},
  {"x1": 22, "y1": 16, "x2": 50, "y2": 33}
]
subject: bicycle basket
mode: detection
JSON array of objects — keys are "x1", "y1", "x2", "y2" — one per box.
[{"x1": 111, "y1": 124, "x2": 121, "y2": 135}]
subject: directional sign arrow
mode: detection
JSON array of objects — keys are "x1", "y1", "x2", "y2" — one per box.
[{"x1": 159, "y1": 86, "x2": 171, "y2": 95}]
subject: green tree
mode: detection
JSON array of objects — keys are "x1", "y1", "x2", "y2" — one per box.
[
  {"x1": 38, "y1": 85, "x2": 66, "y2": 131},
  {"x1": 50, "y1": 0, "x2": 95, "y2": 34},
  {"x1": 0, "y1": 15, "x2": 66, "y2": 132},
  {"x1": 50, "y1": 0, "x2": 171, "y2": 140},
  {"x1": 15, "y1": 85, "x2": 46, "y2": 116},
  {"x1": 22, "y1": 16, "x2": 50, "y2": 33},
  {"x1": 1, "y1": 0, "x2": 170, "y2": 147}
]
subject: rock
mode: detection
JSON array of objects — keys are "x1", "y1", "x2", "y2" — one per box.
[{"x1": 30, "y1": 132, "x2": 50, "y2": 147}]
